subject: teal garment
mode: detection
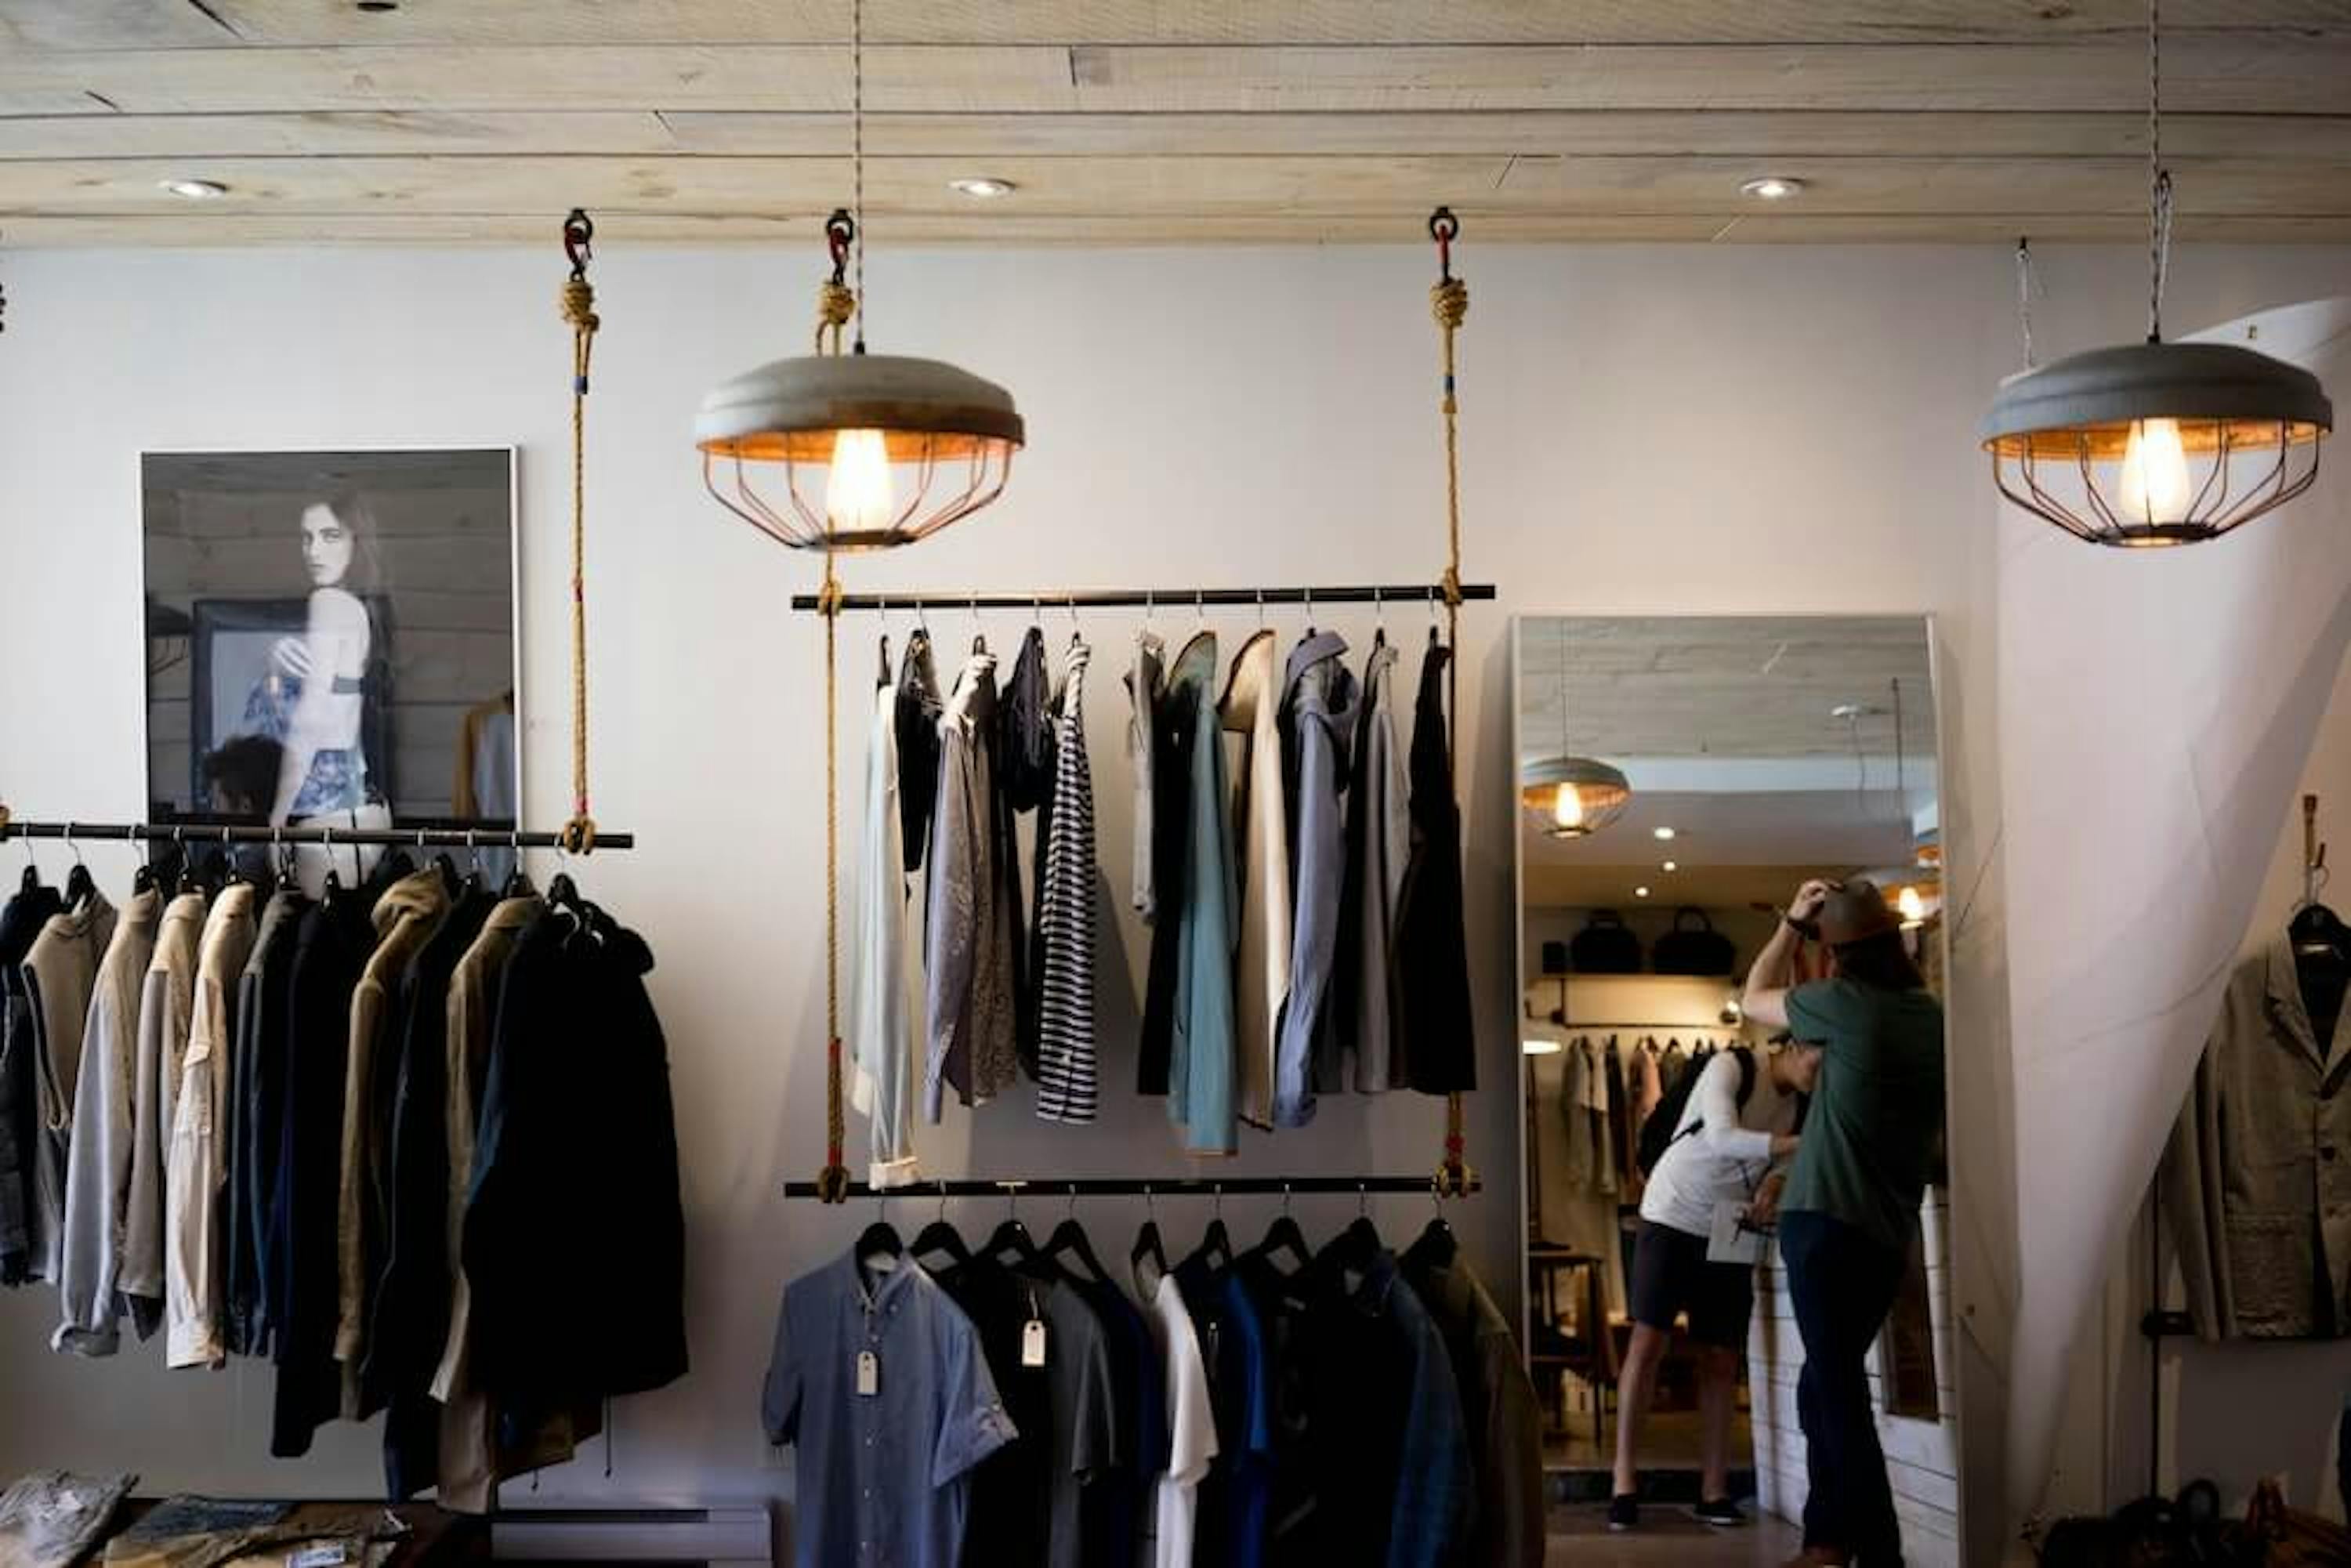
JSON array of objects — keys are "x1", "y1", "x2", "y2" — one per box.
[
  {"x1": 1780, "y1": 978, "x2": 1946, "y2": 1254},
  {"x1": 1167, "y1": 633, "x2": 1238, "y2": 1155}
]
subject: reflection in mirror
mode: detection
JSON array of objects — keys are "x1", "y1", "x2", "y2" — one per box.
[{"x1": 1515, "y1": 616, "x2": 1955, "y2": 1564}]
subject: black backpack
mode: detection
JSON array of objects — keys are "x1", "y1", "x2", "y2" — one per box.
[
  {"x1": 1568, "y1": 911, "x2": 1643, "y2": 975},
  {"x1": 1636, "y1": 1046, "x2": 1755, "y2": 1178},
  {"x1": 1651, "y1": 907, "x2": 1737, "y2": 976}
]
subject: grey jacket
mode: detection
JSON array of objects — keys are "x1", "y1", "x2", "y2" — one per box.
[
  {"x1": 1325, "y1": 640, "x2": 1408, "y2": 1093},
  {"x1": 2163, "y1": 939, "x2": 2351, "y2": 1338},
  {"x1": 21, "y1": 891, "x2": 117, "y2": 1286},
  {"x1": 1127, "y1": 634, "x2": 1165, "y2": 923},
  {"x1": 1273, "y1": 631, "x2": 1355, "y2": 1128},
  {"x1": 926, "y1": 653, "x2": 1020, "y2": 1120},
  {"x1": 53, "y1": 887, "x2": 160, "y2": 1354}
]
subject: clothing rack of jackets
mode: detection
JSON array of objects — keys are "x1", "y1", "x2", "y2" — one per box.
[
  {"x1": 763, "y1": 1186, "x2": 1540, "y2": 1568},
  {"x1": 0, "y1": 825, "x2": 684, "y2": 1517},
  {"x1": 0, "y1": 820, "x2": 637, "y2": 852},
  {"x1": 807, "y1": 578, "x2": 1494, "y2": 1193},
  {"x1": 784, "y1": 1173, "x2": 1485, "y2": 1199}
]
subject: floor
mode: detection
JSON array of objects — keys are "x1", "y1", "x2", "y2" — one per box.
[
  {"x1": 1546, "y1": 1406, "x2": 1745, "y2": 1469},
  {"x1": 1547, "y1": 1504, "x2": 1802, "y2": 1565}
]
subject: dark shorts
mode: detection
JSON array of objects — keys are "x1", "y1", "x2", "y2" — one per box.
[{"x1": 1628, "y1": 1219, "x2": 1755, "y2": 1348}]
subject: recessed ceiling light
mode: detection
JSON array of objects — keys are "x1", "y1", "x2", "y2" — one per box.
[
  {"x1": 356, "y1": 1, "x2": 400, "y2": 11},
  {"x1": 949, "y1": 177, "x2": 1016, "y2": 199},
  {"x1": 1661, "y1": 860, "x2": 1679, "y2": 872},
  {"x1": 1740, "y1": 176, "x2": 1806, "y2": 201},
  {"x1": 1635, "y1": 885, "x2": 1652, "y2": 899},
  {"x1": 1653, "y1": 827, "x2": 1677, "y2": 842},
  {"x1": 159, "y1": 178, "x2": 230, "y2": 200}
]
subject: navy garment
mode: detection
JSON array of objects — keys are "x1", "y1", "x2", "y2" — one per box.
[
  {"x1": 1075, "y1": 1275, "x2": 1161, "y2": 1563},
  {"x1": 1231, "y1": 1252, "x2": 1315, "y2": 1560},
  {"x1": 226, "y1": 888, "x2": 308, "y2": 1356},
  {"x1": 1391, "y1": 636, "x2": 1476, "y2": 1094},
  {"x1": 764, "y1": 1251, "x2": 1017, "y2": 1568},
  {"x1": 270, "y1": 894, "x2": 375, "y2": 1458},
  {"x1": 1177, "y1": 1256, "x2": 1274, "y2": 1568},
  {"x1": 1295, "y1": 1249, "x2": 1473, "y2": 1567},
  {"x1": 0, "y1": 883, "x2": 64, "y2": 1285},
  {"x1": 1780, "y1": 1210, "x2": 1910, "y2": 1567},
  {"x1": 1136, "y1": 639, "x2": 1202, "y2": 1097},
  {"x1": 368, "y1": 885, "x2": 493, "y2": 1497},
  {"x1": 465, "y1": 908, "x2": 687, "y2": 1413}
]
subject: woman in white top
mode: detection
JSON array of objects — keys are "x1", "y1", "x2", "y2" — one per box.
[{"x1": 1609, "y1": 1040, "x2": 1820, "y2": 1533}]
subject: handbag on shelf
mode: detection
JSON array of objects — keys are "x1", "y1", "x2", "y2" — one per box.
[
  {"x1": 1651, "y1": 907, "x2": 1737, "y2": 977},
  {"x1": 1568, "y1": 911, "x2": 1643, "y2": 975}
]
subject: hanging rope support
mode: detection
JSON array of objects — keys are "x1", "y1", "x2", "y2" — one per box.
[
  {"x1": 558, "y1": 208, "x2": 600, "y2": 856},
  {"x1": 1428, "y1": 206, "x2": 1475, "y2": 1200},
  {"x1": 815, "y1": 556, "x2": 851, "y2": 1204},
  {"x1": 817, "y1": 209, "x2": 856, "y2": 357}
]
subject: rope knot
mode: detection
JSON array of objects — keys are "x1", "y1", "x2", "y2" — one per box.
[
  {"x1": 815, "y1": 574, "x2": 847, "y2": 618},
  {"x1": 815, "y1": 281, "x2": 856, "y2": 356},
  {"x1": 815, "y1": 1163, "x2": 852, "y2": 1204},
  {"x1": 0, "y1": 803, "x2": 12, "y2": 836},
  {"x1": 559, "y1": 816, "x2": 598, "y2": 856},
  {"x1": 1430, "y1": 276, "x2": 1469, "y2": 331},
  {"x1": 1440, "y1": 566, "x2": 1463, "y2": 608},
  {"x1": 560, "y1": 276, "x2": 600, "y2": 333}
]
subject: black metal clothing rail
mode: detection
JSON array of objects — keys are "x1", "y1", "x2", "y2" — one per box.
[
  {"x1": 783, "y1": 1174, "x2": 1483, "y2": 1200},
  {"x1": 0, "y1": 819, "x2": 636, "y2": 852},
  {"x1": 788, "y1": 582, "x2": 1498, "y2": 614}
]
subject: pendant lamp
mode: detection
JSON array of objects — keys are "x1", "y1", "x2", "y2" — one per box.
[
  {"x1": 694, "y1": 0, "x2": 1023, "y2": 552},
  {"x1": 1521, "y1": 621, "x2": 1632, "y2": 838},
  {"x1": 1980, "y1": 0, "x2": 2329, "y2": 548}
]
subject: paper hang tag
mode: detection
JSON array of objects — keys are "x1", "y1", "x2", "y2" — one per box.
[
  {"x1": 1021, "y1": 1317, "x2": 1049, "y2": 1368},
  {"x1": 856, "y1": 1349, "x2": 880, "y2": 1397}
]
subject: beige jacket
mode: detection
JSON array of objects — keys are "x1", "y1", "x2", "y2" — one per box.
[
  {"x1": 2163, "y1": 939, "x2": 2351, "y2": 1338},
  {"x1": 165, "y1": 882, "x2": 258, "y2": 1367},
  {"x1": 1219, "y1": 629, "x2": 1288, "y2": 1130},
  {"x1": 334, "y1": 869, "x2": 448, "y2": 1364},
  {"x1": 122, "y1": 892, "x2": 205, "y2": 1312}
]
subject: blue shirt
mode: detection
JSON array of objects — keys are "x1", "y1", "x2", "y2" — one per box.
[
  {"x1": 1177, "y1": 1258, "x2": 1273, "y2": 1567},
  {"x1": 764, "y1": 1251, "x2": 1017, "y2": 1568}
]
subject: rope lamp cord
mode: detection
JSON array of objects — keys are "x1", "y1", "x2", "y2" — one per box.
[
  {"x1": 813, "y1": 233, "x2": 856, "y2": 1202},
  {"x1": 558, "y1": 209, "x2": 600, "y2": 857},
  {"x1": 1429, "y1": 207, "x2": 1476, "y2": 1200}
]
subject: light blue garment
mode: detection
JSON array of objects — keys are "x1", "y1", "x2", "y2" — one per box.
[
  {"x1": 1165, "y1": 633, "x2": 1238, "y2": 1155},
  {"x1": 763, "y1": 1250, "x2": 1016, "y2": 1568},
  {"x1": 849, "y1": 680, "x2": 918, "y2": 1186},
  {"x1": 1272, "y1": 632, "x2": 1356, "y2": 1128}
]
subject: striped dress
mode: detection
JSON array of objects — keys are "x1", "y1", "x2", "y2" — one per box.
[{"x1": 1034, "y1": 639, "x2": 1099, "y2": 1124}]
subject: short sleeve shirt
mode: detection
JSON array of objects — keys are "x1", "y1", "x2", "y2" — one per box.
[
  {"x1": 1781, "y1": 978, "x2": 1947, "y2": 1254},
  {"x1": 763, "y1": 1251, "x2": 1016, "y2": 1568}
]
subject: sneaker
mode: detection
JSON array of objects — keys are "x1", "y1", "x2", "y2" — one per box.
[
  {"x1": 1694, "y1": 1497, "x2": 1747, "y2": 1528},
  {"x1": 1607, "y1": 1494, "x2": 1639, "y2": 1532}
]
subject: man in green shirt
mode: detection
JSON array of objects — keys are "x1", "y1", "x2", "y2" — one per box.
[{"x1": 1744, "y1": 880, "x2": 1944, "y2": 1568}]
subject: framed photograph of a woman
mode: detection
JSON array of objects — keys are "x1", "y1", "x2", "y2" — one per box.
[{"x1": 144, "y1": 450, "x2": 518, "y2": 889}]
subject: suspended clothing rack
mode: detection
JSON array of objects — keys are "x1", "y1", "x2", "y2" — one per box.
[
  {"x1": 0, "y1": 818, "x2": 635, "y2": 852},
  {"x1": 782, "y1": 1173, "x2": 1483, "y2": 1200},
  {"x1": 788, "y1": 581, "x2": 1498, "y2": 614}
]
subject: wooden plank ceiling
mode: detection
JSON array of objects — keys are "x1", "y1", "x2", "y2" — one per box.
[{"x1": 2, "y1": 0, "x2": 2349, "y2": 244}]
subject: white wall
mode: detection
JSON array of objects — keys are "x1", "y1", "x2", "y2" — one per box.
[{"x1": 1, "y1": 240, "x2": 2346, "y2": 1554}]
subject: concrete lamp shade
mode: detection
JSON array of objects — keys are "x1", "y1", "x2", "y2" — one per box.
[
  {"x1": 1981, "y1": 339, "x2": 2331, "y2": 548},
  {"x1": 696, "y1": 352, "x2": 1026, "y2": 552},
  {"x1": 1522, "y1": 755, "x2": 1633, "y2": 839}
]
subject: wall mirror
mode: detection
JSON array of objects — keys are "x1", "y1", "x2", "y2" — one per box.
[{"x1": 1514, "y1": 614, "x2": 1958, "y2": 1563}]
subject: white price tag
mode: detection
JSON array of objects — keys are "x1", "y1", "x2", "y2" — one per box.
[
  {"x1": 1020, "y1": 1317, "x2": 1048, "y2": 1368},
  {"x1": 856, "y1": 1349, "x2": 880, "y2": 1396}
]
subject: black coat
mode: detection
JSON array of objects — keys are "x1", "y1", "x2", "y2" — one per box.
[
  {"x1": 1393, "y1": 636, "x2": 1477, "y2": 1094},
  {"x1": 462, "y1": 909, "x2": 686, "y2": 1412}
]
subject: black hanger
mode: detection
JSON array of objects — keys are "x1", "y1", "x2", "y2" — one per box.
[
  {"x1": 19, "y1": 856, "x2": 42, "y2": 896},
  {"x1": 501, "y1": 859, "x2": 535, "y2": 900},
  {"x1": 1404, "y1": 1186, "x2": 1458, "y2": 1270},
  {"x1": 1183, "y1": 1188, "x2": 1233, "y2": 1275},
  {"x1": 1244, "y1": 1187, "x2": 1313, "y2": 1276},
  {"x1": 1131, "y1": 1191, "x2": 1169, "y2": 1297},
  {"x1": 63, "y1": 860, "x2": 96, "y2": 911},
  {"x1": 854, "y1": 1197, "x2": 903, "y2": 1271},
  {"x1": 985, "y1": 1197, "x2": 1049, "y2": 1279},
  {"x1": 2290, "y1": 900, "x2": 2350, "y2": 960},
  {"x1": 1041, "y1": 1196, "x2": 1111, "y2": 1288},
  {"x1": 1310, "y1": 1196, "x2": 1386, "y2": 1287},
  {"x1": 911, "y1": 1190, "x2": 973, "y2": 1274}
]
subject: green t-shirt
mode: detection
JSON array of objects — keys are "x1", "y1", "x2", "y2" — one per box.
[{"x1": 1780, "y1": 978, "x2": 1946, "y2": 1255}]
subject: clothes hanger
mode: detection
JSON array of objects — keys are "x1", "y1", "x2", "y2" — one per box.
[
  {"x1": 911, "y1": 1186, "x2": 973, "y2": 1274},
  {"x1": 1244, "y1": 1183, "x2": 1313, "y2": 1276},
  {"x1": 1310, "y1": 1184, "x2": 1386, "y2": 1283},
  {"x1": 1372, "y1": 586, "x2": 1387, "y2": 650},
  {"x1": 17, "y1": 829, "x2": 43, "y2": 897},
  {"x1": 273, "y1": 827, "x2": 300, "y2": 896},
  {"x1": 1179, "y1": 1184, "x2": 1232, "y2": 1276},
  {"x1": 318, "y1": 826, "x2": 342, "y2": 907},
  {"x1": 1041, "y1": 1186, "x2": 1111, "y2": 1287},
  {"x1": 970, "y1": 593, "x2": 987, "y2": 656},
  {"x1": 854, "y1": 1192, "x2": 903, "y2": 1272},
  {"x1": 62, "y1": 825, "x2": 95, "y2": 911},
  {"x1": 1131, "y1": 1186, "x2": 1169, "y2": 1297},
  {"x1": 984, "y1": 1189, "x2": 1049, "y2": 1279},
  {"x1": 1404, "y1": 1182, "x2": 1458, "y2": 1270},
  {"x1": 1302, "y1": 585, "x2": 1315, "y2": 640}
]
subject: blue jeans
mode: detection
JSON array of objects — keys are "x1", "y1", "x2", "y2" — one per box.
[{"x1": 1780, "y1": 1210, "x2": 1908, "y2": 1567}]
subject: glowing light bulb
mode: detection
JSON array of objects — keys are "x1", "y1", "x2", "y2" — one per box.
[
  {"x1": 2116, "y1": 417, "x2": 2193, "y2": 524},
  {"x1": 826, "y1": 428, "x2": 896, "y2": 534},
  {"x1": 1896, "y1": 885, "x2": 1926, "y2": 925},
  {"x1": 1551, "y1": 783, "x2": 1586, "y2": 832},
  {"x1": 1522, "y1": 1035, "x2": 1563, "y2": 1057}
]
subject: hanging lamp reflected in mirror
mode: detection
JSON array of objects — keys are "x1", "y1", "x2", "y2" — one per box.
[
  {"x1": 1980, "y1": 0, "x2": 2328, "y2": 547},
  {"x1": 694, "y1": 0, "x2": 1023, "y2": 551},
  {"x1": 1521, "y1": 621, "x2": 1632, "y2": 839}
]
